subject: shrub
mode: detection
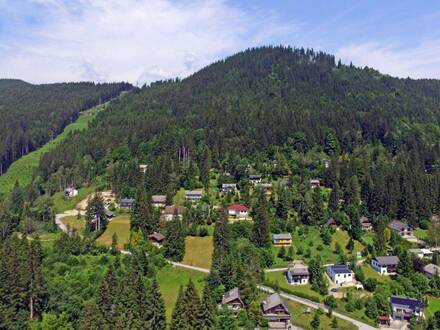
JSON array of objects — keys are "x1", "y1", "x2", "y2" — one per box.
[{"x1": 198, "y1": 227, "x2": 208, "y2": 237}]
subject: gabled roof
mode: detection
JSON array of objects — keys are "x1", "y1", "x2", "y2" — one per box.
[
  {"x1": 424, "y1": 263, "x2": 440, "y2": 276},
  {"x1": 327, "y1": 218, "x2": 337, "y2": 226},
  {"x1": 261, "y1": 293, "x2": 289, "y2": 314},
  {"x1": 390, "y1": 296, "x2": 424, "y2": 309},
  {"x1": 373, "y1": 256, "x2": 399, "y2": 266},
  {"x1": 328, "y1": 264, "x2": 352, "y2": 274},
  {"x1": 164, "y1": 205, "x2": 185, "y2": 215},
  {"x1": 227, "y1": 204, "x2": 248, "y2": 212},
  {"x1": 288, "y1": 266, "x2": 309, "y2": 276},
  {"x1": 148, "y1": 232, "x2": 165, "y2": 242},
  {"x1": 272, "y1": 233, "x2": 292, "y2": 240},
  {"x1": 389, "y1": 220, "x2": 412, "y2": 231},
  {"x1": 151, "y1": 195, "x2": 166, "y2": 203},
  {"x1": 119, "y1": 198, "x2": 134, "y2": 204},
  {"x1": 222, "y1": 183, "x2": 237, "y2": 188},
  {"x1": 185, "y1": 190, "x2": 203, "y2": 196},
  {"x1": 249, "y1": 174, "x2": 261, "y2": 180},
  {"x1": 222, "y1": 287, "x2": 243, "y2": 305},
  {"x1": 360, "y1": 216, "x2": 371, "y2": 223}
]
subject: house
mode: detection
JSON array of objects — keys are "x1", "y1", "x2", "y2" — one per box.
[
  {"x1": 222, "y1": 183, "x2": 237, "y2": 193},
  {"x1": 286, "y1": 262, "x2": 309, "y2": 285},
  {"x1": 164, "y1": 205, "x2": 185, "y2": 221},
  {"x1": 388, "y1": 220, "x2": 413, "y2": 237},
  {"x1": 409, "y1": 248, "x2": 433, "y2": 259},
  {"x1": 424, "y1": 263, "x2": 440, "y2": 278},
  {"x1": 260, "y1": 293, "x2": 291, "y2": 323},
  {"x1": 371, "y1": 256, "x2": 399, "y2": 275},
  {"x1": 105, "y1": 210, "x2": 115, "y2": 219},
  {"x1": 326, "y1": 218, "x2": 337, "y2": 227},
  {"x1": 64, "y1": 187, "x2": 78, "y2": 199},
  {"x1": 272, "y1": 233, "x2": 292, "y2": 247},
  {"x1": 227, "y1": 204, "x2": 248, "y2": 219},
  {"x1": 151, "y1": 195, "x2": 166, "y2": 207},
  {"x1": 221, "y1": 287, "x2": 244, "y2": 311},
  {"x1": 326, "y1": 265, "x2": 354, "y2": 285},
  {"x1": 249, "y1": 174, "x2": 262, "y2": 184},
  {"x1": 256, "y1": 183, "x2": 273, "y2": 192},
  {"x1": 310, "y1": 179, "x2": 320, "y2": 189},
  {"x1": 390, "y1": 296, "x2": 424, "y2": 321},
  {"x1": 360, "y1": 216, "x2": 373, "y2": 230},
  {"x1": 185, "y1": 190, "x2": 203, "y2": 201},
  {"x1": 322, "y1": 159, "x2": 330, "y2": 169},
  {"x1": 119, "y1": 198, "x2": 134, "y2": 209},
  {"x1": 148, "y1": 232, "x2": 165, "y2": 247},
  {"x1": 139, "y1": 164, "x2": 148, "y2": 174}
]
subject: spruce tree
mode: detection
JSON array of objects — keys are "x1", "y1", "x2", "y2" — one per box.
[
  {"x1": 145, "y1": 277, "x2": 166, "y2": 329},
  {"x1": 163, "y1": 211, "x2": 185, "y2": 261},
  {"x1": 170, "y1": 286, "x2": 188, "y2": 330},
  {"x1": 199, "y1": 285, "x2": 217, "y2": 329},
  {"x1": 183, "y1": 279, "x2": 202, "y2": 328},
  {"x1": 131, "y1": 187, "x2": 156, "y2": 235},
  {"x1": 27, "y1": 237, "x2": 46, "y2": 320},
  {"x1": 85, "y1": 193, "x2": 108, "y2": 232},
  {"x1": 252, "y1": 189, "x2": 270, "y2": 248},
  {"x1": 96, "y1": 265, "x2": 119, "y2": 326},
  {"x1": 79, "y1": 301, "x2": 108, "y2": 330}
]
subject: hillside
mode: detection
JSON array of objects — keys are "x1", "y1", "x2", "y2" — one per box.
[
  {"x1": 0, "y1": 79, "x2": 132, "y2": 176},
  {"x1": 38, "y1": 46, "x2": 440, "y2": 226}
]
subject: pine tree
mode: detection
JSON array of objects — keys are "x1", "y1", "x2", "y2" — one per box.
[
  {"x1": 79, "y1": 301, "x2": 108, "y2": 330},
  {"x1": 200, "y1": 146, "x2": 212, "y2": 188},
  {"x1": 85, "y1": 193, "x2": 108, "y2": 232},
  {"x1": 170, "y1": 286, "x2": 188, "y2": 329},
  {"x1": 217, "y1": 306, "x2": 238, "y2": 330},
  {"x1": 311, "y1": 187, "x2": 325, "y2": 225},
  {"x1": 183, "y1": 279, "x2": 202, "y2": 329},
  {"x1": 96, "y1": 265, "x2": 119, "y2": 326},
  {"x1": 252, "y1": 189, "x2": 270, "y2": 248},
  {"x1": 199, "y1": 285, "x2": 217, "y2": 329},
  {"x1": 145, "y1": 278, "x2": 166, "y2": 329},
  {"x1": 110, "y1": 233, "x2": 118, "y2": 255},
  {"x1": 27, "y1": 237, "x2": 46, "y2": 320},
  {"x1": 131, "y1": 187, "x2": 156, "y2": 235},
  {"x1": 328, "y1": 182, "x2": 340, "y2": 211},
  {"x1": 163, "y1": 211, "x2": 185, "y2": 261}
]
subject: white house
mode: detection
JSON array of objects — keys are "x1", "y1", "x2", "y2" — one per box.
[
  {"x1": 64, "y1": 187, "x2": 78, "y2": 199},
  {"x1": 185, "y1": 190, "x2": 203, "y2": 201},
  {"x1": 286, "y1": 261, "x2": 309, "y2": 285},
  {"x1": 227, "y1": 204, "x2": 248, "y2": 219},
  {"x1": 310, "y1": 179, "x2": 320, "y2": 189},
  {"x1": 371, "y1": 256, "x2": 399, "y2": 275},
  {"x1": 326, "y1": 265, "x2": 354, "y2": 285},
  {"x1": 409, "y1": 248, "x2": 433, "y2": 259}
]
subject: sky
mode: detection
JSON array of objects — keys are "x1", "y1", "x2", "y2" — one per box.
[{"x1": 1, "y1": 0, "x2": 440, "y2": 84}]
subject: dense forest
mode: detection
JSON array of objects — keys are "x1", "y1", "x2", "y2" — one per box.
[
  {"x1": 0, "y1": 79, "x2": 132, "y2": 175},
  {"x1": 38, "y1": 46, "x2": 440, "y2": 226}
]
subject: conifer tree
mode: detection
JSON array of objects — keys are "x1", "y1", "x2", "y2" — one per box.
[
  {"x1": 131, "y1": 187, "x2": 156, "y2": 235},
  {"x1": 170, "y1": 286, "x2": 188, "y2": 330},
  {"x1": 252, "y1": 189, "x2": 270, "y2": 248},
  {"x1": 217, "y1": 306, "x2": 238, "y2": 330},
  {"x1": 163, "y1": 211, "x2": 185, "y2": 261},
  {"x1": 85, "y1": 193, "x2": 108, "y2": 232},
  {"x1": 199, "y1": 285, "x2": 217, "y2": 329},
  {"x1": 79, "y1": 301, "x2": 108, "y2": 330},
  {"x1": 96, "y1": 265, "x2": 119, "y2": 326},
  {"x1": 145, "y1": 278, "x2": 166, "y2": 329},
  {"x1": 183, "y1": 279, "x2": 202, "y2": 328},
  {"x1": 27, "y1": 237, "x2": 46, "y2": 320}
]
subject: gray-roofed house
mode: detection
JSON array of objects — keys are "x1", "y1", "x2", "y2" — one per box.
[
  {"x1": 424, "y1": 264, "x2": 440, "y2": 278},
  {"x1": 260, "y1": 293, "x2": 291, "y2": 323},
  {"x1": 222, "y1": 183, "x2": 237, "y2": 193},
  {"x1": 409, "y1": 248, "x2": 433, "y2": 259},
  {"x1": 221, "y1": 287, "x2": 244, "y2": 311},
  {"x1": 105, "y1": 211, "x2": 115, "y2": 219},
  {"x1": 272, "y1": 233, "x2": 292, "y2": 247},
  {"x1": 256, "y1": 183, "x2": 273, "y2": 193},
  {"x1": 185, "y1": 190, "x2": 203, "y2": 201},
  {"x1": 119, "y1": 198, "x2": 134, "y2": 209},
  {"x1": 287, "y1": 262, "x2": 310, "y2": 285},
  {"x1": 371, "y1": 256, "x2": 399, "y2": 275},
  {"x1": 310, "y1": 179, "x2": 320, "y2": 189},
  {"x1": 151, "y1": 195, "x2": 166, "y2": 207},
  {"x1": 390, "y1": 296, "x2": 424, "y2": 321},
  {"x1": 326, "y1": 265, "x2": 354, "y2": 285},
  {"x1": 249, "y1": 174, "x2": 262, "y2": 184},
  {"x1": 388, "y1": 220, "x2": 413, "y2": 237}
]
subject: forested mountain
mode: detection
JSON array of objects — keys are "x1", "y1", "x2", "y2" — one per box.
[
  {"x1": 0, "y1": 79, "x2": 132, "y2": 175},
  {"x1": 38, "y1": 46, "x2": 440, "y2": 226}
]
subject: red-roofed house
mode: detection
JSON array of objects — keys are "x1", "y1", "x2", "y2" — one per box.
[{"x1": 227, "y1": 204, "x2": 249, "y2": 219}]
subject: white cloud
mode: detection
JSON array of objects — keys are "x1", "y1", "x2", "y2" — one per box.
[
  {"x1": 0, "y1": 0, "x2": 298, "y2": 84},
  {"x1": 336, "y1": 41, "x2": 440, "y2": 79}
]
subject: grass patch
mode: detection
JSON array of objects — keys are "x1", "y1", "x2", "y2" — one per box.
[
  {"x1": 414, "y1": 228, "x2": 429, "y2": 240},
  {"x1": 52, "y1": 186, "x2": 96, "y2": 213},
  {"x1": 286, "y1": 300, "x2": 355, "y2": 330},
  {"x1": 0, "y1": 105, "x2": 106, "y2": 194},
  {"x1": 331, "y1": 230, "x2": 363, "y2": 256},
  {"x1": 157, "y1": 265, "x2": 207, "y2": 320},
  {"x1": 264, "y1": 270, "x2": 324, "y2": 302},
  {"x1": 182, "y1": 236, "x2": 213, "y2": 269},
  {"x1": 173, "y1": 188, "x2": 186, "y2": 205},
  {"x1": 426, "y1": 297, "x2": 440, "y2": 318},
  {"x1": 61, "y1": 216, "x2": 86, "y2": 233},
  {"x1": 360, "y1": 264, "x2": 390, "y2": 283},
  {"x1": 96, "y1": 216, "x2": 130, "y2": 249}
]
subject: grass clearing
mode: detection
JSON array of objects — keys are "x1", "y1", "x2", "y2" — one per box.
[
  {"x1": 96, "y1": 216, "x2": 130, "y2": 249},
  {"x1": 182, "y1": 236, "x2": 213, "y2": 269},
  {"x1": 157, "y1": 265, "x2": 207, "y2": 320},
  {"x1": 426, "y1": 297, "x2": 440, "y2": 318},
  {"x1": 52, "y1": 186, "x2": 96, "y2": 213},
  {"x1": 360, "y1": 264, "x2": 390, "y2": 283},
  {"x1": 414, "y1": 228, "x2": 429, "y2": 240},
  {"x1": 0, "y1": 105, "x2": 106, "y2": 194},
  {"x1": 61, "y1": 215, "x2": 86, "y2": 233}
]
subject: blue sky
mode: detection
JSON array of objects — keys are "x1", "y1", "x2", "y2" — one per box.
[{"x1": 1, "y1": 0, "x2": 440, "y2": 84}]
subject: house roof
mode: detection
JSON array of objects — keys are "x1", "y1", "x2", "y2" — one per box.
[
  {"x1": 185, "y1": 190, "x2": 203, "y2": 196},
  {"x1": 327, "y1": 218, "x2": 337, "y2": 225},
  {"x1": 328, "y1": 264, "x2": 352, "y2": 274},
  {"x1": 272, "y1": 233, "x2": 292, "y2": 240},
  {"x1": 390, "y1": 296, "x2": 424, "y2": 309},
  {"x1": 227, "y1": 204, "x2": 248, "y2": 212},
  {"x1": 148, "y1": 232, "x2": 165, "y2": 242},
  {"x1": 360, "y1": 216, "x2": 371, "y2": 224},
  {"x1": 373, "y1": 256, "x2": 399, "y2": 266},
  {"x1": 105, "y1": 211, "x2": 114, "y2": 217},
  {"x1": 164, "y1": 205, "x2": 185, "y2": 215},
  {"x1": 119, "y1": 198, "x2": 134, "y2": 204},
  {"x1": 222, "y1": 287, "x2": 242, "y2": 304},
  {"x1": 424, "y1": 263, "x2": 440, "y2": 276},
  {"x1": 257, "y1": 183, "x2": 273, "y2": 188},
  {"x1": 388, "y1": 220, "x2": 412, "y2": 231},
  {"x1": 249, "y1": 174, "x2": 261, "y2": 180},
  {"x1": 151, "y1": 195, "x2": 166, "y2": 203},
  {"x1": 222, "y1": 183, "x2": 237, "y2": 188},
  {"x1": 288, "y1": 267, "x2": 309, "y2": 276},
  {"x1": 261, "y1": 293, "x2": 289, "y2": 313}
]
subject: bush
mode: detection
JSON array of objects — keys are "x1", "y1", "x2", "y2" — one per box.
[
  {"x1": 198, "y1": 227, "x2": 208, "y2": 237},
  {"x1": 364, "y1": 278, "x2": 377, "y2": 292},
  {"x1": 317, "y1": 244, "x2": 323, "y2": 251},
  {"x1": 324, "y1": 295, "x2": 338, "y2": 309}
]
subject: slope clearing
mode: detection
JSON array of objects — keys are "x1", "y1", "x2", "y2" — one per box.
[{"x1": 0, "y1": 104, "x2": 106, "y2": 194}]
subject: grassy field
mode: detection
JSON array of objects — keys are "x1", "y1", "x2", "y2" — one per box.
[
  {"x1": 182, "y1": 236, "x2": 214, "y2": 269},
  {"x1": 0, "y1": 104, "x2": 106, "y2": 194},
  {"x1": 52, "y1": 186, "x2": 96, "y2": 212},
  {"x1": 157, "y1": 265, "x2": 207, "y2": 320},
  {"x1": 264, "y1": 270, "x2": 324, "y2": 301},
  {"x1": 286, "y1": 300, "x2": 355, "y2": 330},
  {"x1": 61, "y1": 215, "x2": 86, "y2": 233},
  {"x1": 426, "y1": 297, "x2": 440, "y2": 318},
  {"x1": 414, "y1": 228, "x2": 429, "y2": 240},
  {"x1": 360, "y1": 264, "x2": 390, "y2": 283},
  {"x1": 96, "y1": 216, "x2": 130, "y2": 249}
]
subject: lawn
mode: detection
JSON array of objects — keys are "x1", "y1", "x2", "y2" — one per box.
[
  {"x1": 360, "y1": 264, "x2": 390, "y2": 283},
  {"x1": 286, "y1": 300, "x2": 355, "y2": 330},
  {"x1": 426, "y1": 297, "x2": 440, "y2": 318},
  {"x1": 61, "y1": 215, "x2": 86, "y2": 233},
  {"x1": 0, "y1": 104, "x2": 106, "y2": 194},
  {"x1": 96, "y1": 216, "x2": 130, "y2": 249},
  {"x1": 157, "y1": 265, "x2": 207, "y2": 320},
  {"x1": 52, "y1": 185, "x2": 96, "y2": 213},
  {"x1": 182, "y1": 236, "x2": 214, "y2": 269},
  {"x1": 264, "y1": 270, "x2": 324, "y2": 302},
  {"x1": 414, "y1": 228, "x2": 429, "y2": 240},
  {"x1": 331, "y1": 230, "x2": 363, "y2": 256}
]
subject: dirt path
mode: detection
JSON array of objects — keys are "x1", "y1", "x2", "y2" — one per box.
[{"x1": 55, "y1": 209, "x2": 85, "y2": 233}]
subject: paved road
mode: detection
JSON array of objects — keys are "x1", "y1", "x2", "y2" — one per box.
[{"x1": 257, "y1": 285, "x2": 377, "y2": 330}]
